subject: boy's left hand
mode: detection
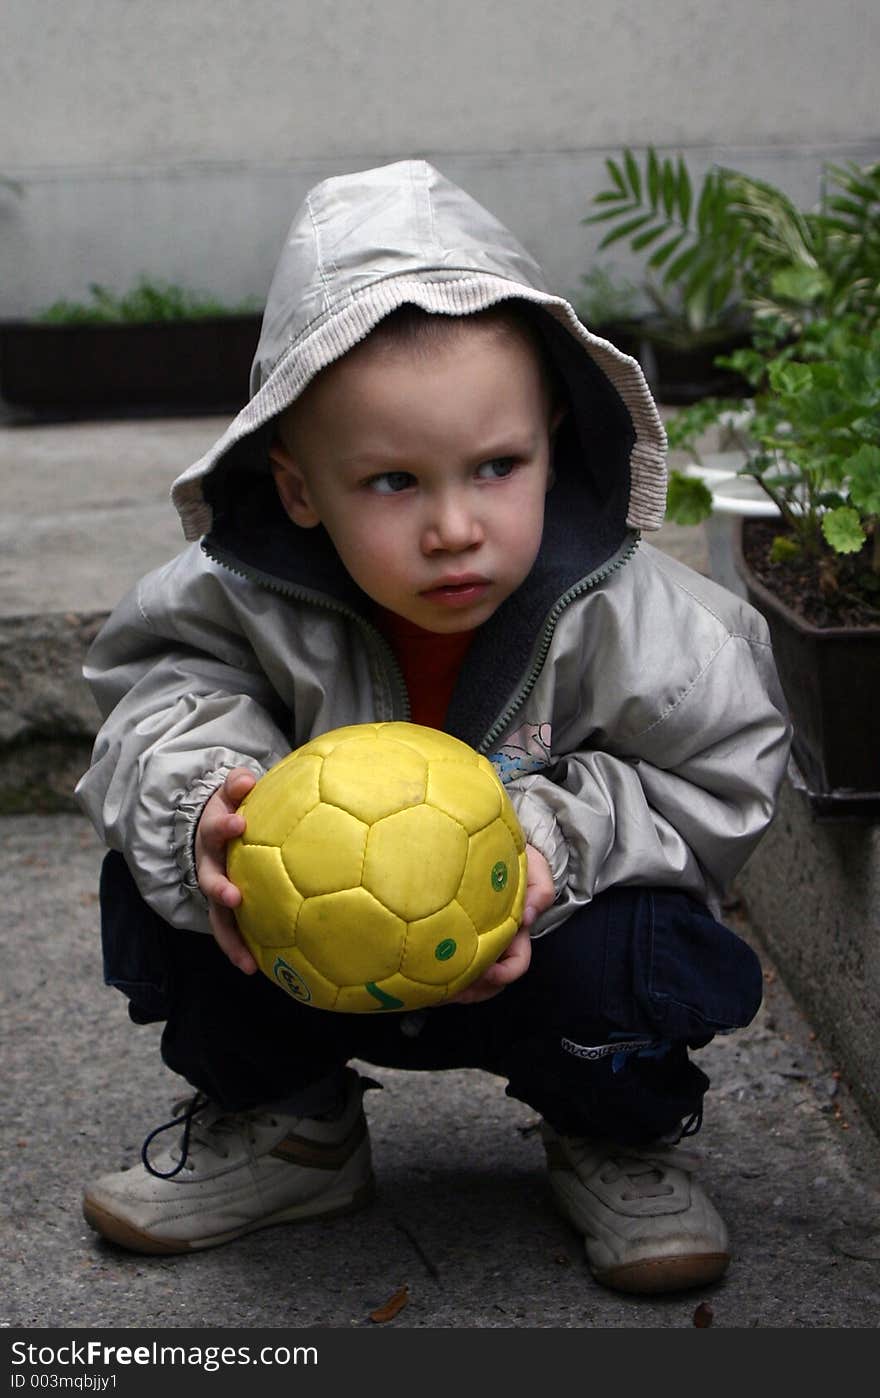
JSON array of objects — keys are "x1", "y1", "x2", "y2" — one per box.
[{"x1": 445, "y1": 843, "x2": 554, "y2": 1005}]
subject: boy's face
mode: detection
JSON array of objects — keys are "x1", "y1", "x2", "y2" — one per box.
[{"x1": 270, "y1": 321, "x2": 560, "y2": 634}]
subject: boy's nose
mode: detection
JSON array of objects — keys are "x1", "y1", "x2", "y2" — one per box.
[{"x1": 421, "y1": 497, "x2": 484, "y2": 554}]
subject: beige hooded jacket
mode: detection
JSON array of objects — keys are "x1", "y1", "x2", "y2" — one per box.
[{"x1": 76, "y1": 160, "x2": 791, "y2": 936}]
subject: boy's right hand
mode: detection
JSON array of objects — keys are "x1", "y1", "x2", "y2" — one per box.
[{"x1": 195, "y1": 766, "x2": 259, "y2": 974}]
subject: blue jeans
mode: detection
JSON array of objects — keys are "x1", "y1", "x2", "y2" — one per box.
[{"x1": 99, "y1": 851, "x2": 762, "y2": 1145}]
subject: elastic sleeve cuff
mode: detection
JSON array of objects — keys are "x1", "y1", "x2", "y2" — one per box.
[
  {"x1": 173, "y1": 760, "x2": 267, "y2": 897},
  {"x1": 508, "y1": 786, "x2": 571, "y2": 899}
]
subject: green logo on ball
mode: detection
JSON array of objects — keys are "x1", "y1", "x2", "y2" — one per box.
[
  {"x1": 491, "y1": 860, "x2": 509, "y2": 891},
  {"x1": 365, "y1": 981, "x2": 405, "y2": 1010},
  {"x1": 273, "y1": 956, "x2": 311, "y2": 1003},
  {"x1": 434, "y1": 939, "x2": 457, "y2": 961}
]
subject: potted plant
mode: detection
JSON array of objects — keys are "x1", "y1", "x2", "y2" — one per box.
[
  {"x1": 663, "y1": 159, "x2": 880, "y2": 812},
  {"x1": 0, "y1": 279, "x2": 263, "y2": 420},
  {"x1": 583, "y1": 148, "x2": 757, "y2": 402}
]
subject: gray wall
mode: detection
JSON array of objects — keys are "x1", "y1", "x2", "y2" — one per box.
[{"x1": 3, "y1": 0, "x2": 879, "y2": 316}]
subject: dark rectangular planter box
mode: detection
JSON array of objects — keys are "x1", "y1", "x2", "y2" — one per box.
[
  {"x1": 0, "y1": 314, "x2": 262, "y2": 419},
  {"x1": 636, "y1": 318, "x2": 753, "y2": 404},
  {"x1": 582, "y1": 317, "x2": 751, "y2": 402},
  {"x1": 588, "y1": 318, "x2": 644, "y2": 361},
  {"x1": 734, "y1": 519, "x2": 880, "y2": 816}
]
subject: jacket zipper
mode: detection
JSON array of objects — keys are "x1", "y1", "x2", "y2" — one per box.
[
  {"x1": 202, "y1": 531, "x2": 640, "y2": 749},
  {"x1": 200, "y1": 541, "x2": 412, "y2": 720},
  {"x1": 476, "y1": 532, "x2": 640, "y2": 754}
]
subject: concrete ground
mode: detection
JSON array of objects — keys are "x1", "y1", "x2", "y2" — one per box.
[
  {"x1": 3, "y1": 811, "x2": 880, "y2": 1330},
  {"x1": 2, "y1": 415, "x2": 879, "y2": 1331}
]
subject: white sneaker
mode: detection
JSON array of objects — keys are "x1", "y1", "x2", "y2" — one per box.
[
  {"x1": 83, "y1": 1068, "x2": 376, "y2": 1254},
  {"x1": 542, "y1": 1123, "x2": 730, "y2": 1294}
]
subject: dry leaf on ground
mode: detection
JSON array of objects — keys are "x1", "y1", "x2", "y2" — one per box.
[
  {"x1": 369, "y1": 1284, "x2": 409, "y2": 1323},
  {"x1": 692, "y1": 1301, "x2": 714, "y2": 1328}
]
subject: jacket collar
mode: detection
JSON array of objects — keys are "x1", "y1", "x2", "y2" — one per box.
[{"x1": 203, "y1": 403, "x2": 637, "y2": 749}]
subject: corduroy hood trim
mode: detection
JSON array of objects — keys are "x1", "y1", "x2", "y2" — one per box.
[{"x1": 169, "y1": 163, "x2": 667, "y2": 545}]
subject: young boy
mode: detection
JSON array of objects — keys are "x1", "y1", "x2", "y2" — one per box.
[{"x1": 76, "y1": 159, "x2": 791, "y2": 1295}]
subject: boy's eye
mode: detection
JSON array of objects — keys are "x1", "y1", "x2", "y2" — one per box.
[
  {"x1": 367, "y1": 471, "x2": 416, "y2": 494},
  {"x1": 476, "y1": 457, "x2": 516, "y2": 480}
]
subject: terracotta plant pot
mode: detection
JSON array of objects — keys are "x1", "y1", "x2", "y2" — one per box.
[
  {"x1": 733, "y1": 519, "x2": 880, "y2": 817},
  {"x1": 0, "y1": 314, "x2": 262, "y2": 420}
]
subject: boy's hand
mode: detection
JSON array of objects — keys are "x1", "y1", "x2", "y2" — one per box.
[
  {"x1": 445, "y1": 843, "x2": 554, "y2": 1005},
  {"x1": 195, "y1": 766, "x2": 259, "y2": 974}
]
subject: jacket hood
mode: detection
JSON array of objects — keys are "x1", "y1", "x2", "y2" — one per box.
[{"x1": 170, "y1": 159, "x2": 667, "y2": 597}]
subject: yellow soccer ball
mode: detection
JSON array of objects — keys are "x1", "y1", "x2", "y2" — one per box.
[{"x1": 227, "y1": 722, "x2": 527, "y2": 1012}]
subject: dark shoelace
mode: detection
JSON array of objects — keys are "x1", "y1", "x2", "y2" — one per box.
[
  {"x1": 140, "y1": 1093, "x2": 209, "y2": 1180},
  {"x1": 680, "y1": 1106, "x2": 704, "y2": 1138}
]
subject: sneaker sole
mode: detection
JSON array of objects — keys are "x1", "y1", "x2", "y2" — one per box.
[
  {"x1": 82, "y1": 1175, "x2": 376, "y2": 1255},
  {"x1": 592, "y1": 1250, "x2": 730, "y2": 1295}
]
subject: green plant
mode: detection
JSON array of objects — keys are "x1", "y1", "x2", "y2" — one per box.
[
  {"x1": 667, "y1": 318, "x2": 880, "y2": 579},
  {"x1": 575, "y1": 264, "x2": 641, "y2": 326},
  {"x1": 584, "y1": 151, "x2": 880, "y2": 345},
  {"x1": 717, "y1": 160, "x2": 880, "y2": 337},
  {"x1": 584, "y1": 149, "x2": 749, "y2": 336},
  {"x1": 818, "y1": 161, "x2": 880, "y2": 330},
  {"x1": 37, "y1": 279, "x2": 260, "y2": 324},
  {"x1": 650, "y1": 154, "x2": 880, "y2": 595}
]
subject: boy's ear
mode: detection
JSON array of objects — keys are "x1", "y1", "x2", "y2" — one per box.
[{"x1": 269, "y1": 441, "x2": 321, "y2": 528}]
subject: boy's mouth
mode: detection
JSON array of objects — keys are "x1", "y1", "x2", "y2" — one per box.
[{"x1": 419, "y1": 575, "x2": 491, "y2": 607}]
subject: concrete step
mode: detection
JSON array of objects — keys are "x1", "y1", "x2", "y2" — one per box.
[{"x1": 1, "y1": 417, "x2": 226, "y2": 810}]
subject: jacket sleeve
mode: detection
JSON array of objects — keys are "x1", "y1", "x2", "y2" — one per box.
[
  {"x1": 503, "y1": 600, "x2": 792, "y2": 934},
  {"x1": 75, "y1": 552, "x2": 293, "y2": 933}
]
